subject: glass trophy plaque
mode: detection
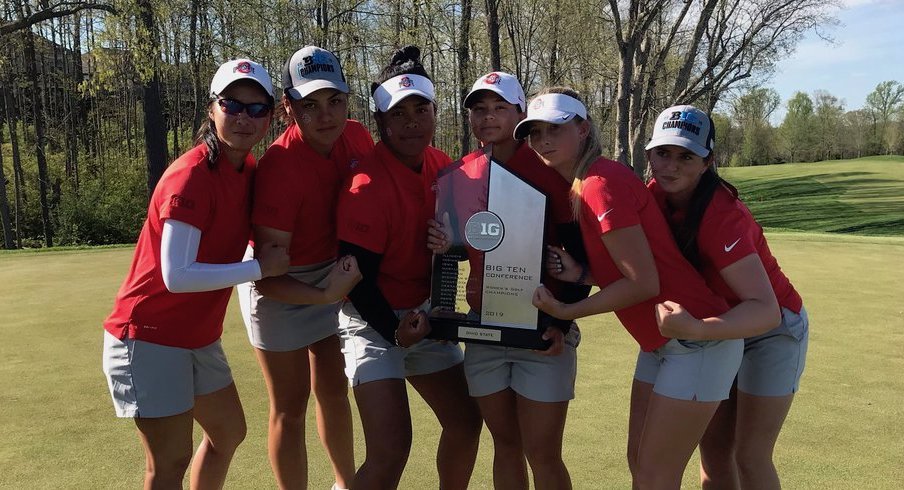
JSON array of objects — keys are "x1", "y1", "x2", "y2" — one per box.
[{"x1": 428, "y1": 149, "x2": 552, "y2": 349}]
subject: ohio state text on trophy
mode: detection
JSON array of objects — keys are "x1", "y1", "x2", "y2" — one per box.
[{"x1": 427, "y1": 149, "x2": 551, "y2": 349}]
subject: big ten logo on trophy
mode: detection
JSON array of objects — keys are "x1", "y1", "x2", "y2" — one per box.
[{"x1": 465, "y1": 211, "x2": 504, "y2": 252}]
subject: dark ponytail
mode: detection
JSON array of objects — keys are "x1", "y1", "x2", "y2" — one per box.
[
  {"x1": 193, "y1": 99, "x2": 219, "y2": 169},
  {"x1": 370, "y1": 45, "x2": 432, "y2": 96},
  {"x1": 670, "y1": 167, "x2": 738, "y2": 269}
]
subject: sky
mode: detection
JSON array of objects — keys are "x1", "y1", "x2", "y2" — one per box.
[{"x1": 767, "y1": 0, "x2": 904, "y2": 123}]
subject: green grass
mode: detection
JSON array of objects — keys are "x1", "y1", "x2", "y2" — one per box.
[
  {"x1": 720, "y1": 156, "x2": 904, "y2": 236},
  {"x1": 2, "y1": 158, "x2": 903, "y2": 488},
  {"x1": 1, "y1": 235, "x2": 902, "y2": 489}
]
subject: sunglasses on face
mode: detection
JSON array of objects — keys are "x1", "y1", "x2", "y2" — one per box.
[{"x1": 217, "y1": 98, "x2": 273, "y2": 118}]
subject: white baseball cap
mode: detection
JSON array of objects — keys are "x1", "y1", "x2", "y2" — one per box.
[
  {"x1": 645, "y1": 105, "x2": 714, "y2": 158},
  {"x1": 371, "y1": 74, "x2": 436, "y2": 112},
  {"x1": 463, "y1": 72, "x2": 526, "y2": 112},
  {"x1": 209, "y1": 59, "x2": 274, "y2": 99},
  {"x1": 513, "y1": 93, "x2": 588, "y2": 140},
  {"x1": 282, "y1": 46, "x2": 350, "y2": 100}
]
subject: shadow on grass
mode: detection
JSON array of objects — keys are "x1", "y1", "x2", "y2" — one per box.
[{"x1": 727, "y1": 172, "x2": 904, "y2": 236}]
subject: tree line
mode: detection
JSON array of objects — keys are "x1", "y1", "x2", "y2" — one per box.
[
  {"x1": 0, "y1": 0, "x2": 869, "y2": 249},
  {"x1": 720, "y1": 82, "x2": 904, "y2": 167}
]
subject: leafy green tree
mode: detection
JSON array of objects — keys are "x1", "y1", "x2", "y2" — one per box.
[
  {"x1": 780, "y1": 91, "x2": 816, "y2": 162},
  {"x1": 731, "y1": 87, "x2": 779, "y2": 166},
  {"x1": 711, "y1": 112, "x2": 740, "y2": 167},
  {"x1": 813, "y1": 90, "x2": 844, "y2": 160},
  {"x1": 841, "y1": 109, "x2": 872, "y2": 159},
  {"x1": 865, "y1": 80, "x2": 904, "y2": 155}
]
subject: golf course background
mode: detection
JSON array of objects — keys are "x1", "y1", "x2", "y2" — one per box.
[{"x1": 1, "y1": 157, "x2": 902, "y2": 488}]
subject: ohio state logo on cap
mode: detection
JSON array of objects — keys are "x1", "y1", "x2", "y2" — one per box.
[
  {"x1": 532, "y1": 98, "x2": 544, "y2": 109},
  {"x1": 234, "y1": 61, "x2": 253, "y2": 74},
  {"x1": 484, "y1": 73, "x2": 501, "y2": 85},
  {"x1": 399, "y1": 76, "x2": 413, "y2": 88}
]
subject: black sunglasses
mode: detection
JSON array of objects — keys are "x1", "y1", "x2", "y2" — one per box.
[{"x1": 217, "y1": 98, "x2": 273, "y2": 118}]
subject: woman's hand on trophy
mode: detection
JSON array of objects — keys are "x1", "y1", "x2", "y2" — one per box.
[
  {"x1": 532, "y1": 284, "x2": 570, "y2": 320},
  {"x1": 395, "y1": 310, "x2": 431, "y2": 348},
  {"x1": 534, "y1": 326, "x2": 565, "y2": 356},
  {"x1": 426, "y1": 212, "x2": 453, "y2": 254},
  {"x1": 545, "y1": 245, "x2": 583, "y2": 283}
]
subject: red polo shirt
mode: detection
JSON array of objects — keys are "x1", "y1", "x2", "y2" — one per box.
[
  {"x1": 252, "y1": 120, "x2": 374, "y2": 265},
  {"x1": 338, "y1": 142, "x2": 452, "y2": 309},
  {"x1": 649, "y1": 180, "x2": 802, "y2": 313},
  {"x1": 579, "y1": 158, "x2": 729, "y2": 351},
  {"x1": 103, "y1": 144, "x2": 255, "y2": 348}
]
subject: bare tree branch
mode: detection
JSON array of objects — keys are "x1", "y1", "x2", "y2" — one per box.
[{"x1": 1, "y1": 2, "x2": 116, "y2": 36}]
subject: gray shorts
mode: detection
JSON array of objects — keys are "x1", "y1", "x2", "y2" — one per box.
[
  {"x1": 634, "y1": 338, "x2": 743, "y2": 402},
  {"x1": 238, "y1": 251, "x2": 340, "y2": 352},
  {"x1": 737, "y1": 306, "x2": 809, "y2": 396},
  {"x1": 339, "y1": 301, "x2": 464, "y2": 386},
  {"x1": 101, "y1": 331, "x2": 233, "y2": 418},
  {"x1": 463, "y1": 325, "x2": 580, "y2": 403}
]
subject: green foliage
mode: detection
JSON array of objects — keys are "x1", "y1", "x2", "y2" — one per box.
[
  {"x1": 712, "y1": 113, "x2": 741, "y2": 167},
  {"x1": 780, "y1": 92, "x2": 816, "y2": 162},
  {"x1": 54, "y1": 162, "x2": 147, "y2": 246},
  {"x1": 865, "y1": 80, "x2": 904, "y2": 154},
  {"x1": 732, "y1": 87, "x2": 780, "y2": 166},
  {"x1": 1, "y1": 2, "x2": 898, "y2": 247}
]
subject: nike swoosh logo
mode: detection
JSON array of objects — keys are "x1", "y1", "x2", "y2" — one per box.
[
  {"x1": 724, "y1": 238, "x2": 741, "y2": 252},
  {"x1": 597, "y1": 209, "x2": 614, "y2": 222}
]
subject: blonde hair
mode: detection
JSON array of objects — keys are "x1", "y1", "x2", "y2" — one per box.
[{"x1": 535, "y1": 87, "x2": 603, "y2": 221}]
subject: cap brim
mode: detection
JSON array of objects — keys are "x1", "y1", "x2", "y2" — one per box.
[
  {"x1": 211, "y1": 74, "x2": 274, "y2": 99},
  {"x1": 645, "y1": 136, "x2": 710, "y2": 158},
  {"x1": 286, "y1": 79, "x2": 350, "y2": 100},
  {"x1": 382, "y1": 89, "x2": 435, "y2": 111},
  {"x1": 463, "y1": 88, "x2": 492, "y2": 108},
  {"x1": 513, "y1": 110, "x2": 577, "y2": 139},
  {"x1": 464, "y1": 87, "x2": 520, "y2": 109}
]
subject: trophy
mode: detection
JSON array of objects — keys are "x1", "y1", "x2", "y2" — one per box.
[{"x1": 428, "y1": 148, "x2": 552, "y2": 349}]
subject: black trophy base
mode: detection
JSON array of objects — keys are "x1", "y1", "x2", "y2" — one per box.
[{"x1": 427, "y1": 316, "x2": 552, "y2": 350}]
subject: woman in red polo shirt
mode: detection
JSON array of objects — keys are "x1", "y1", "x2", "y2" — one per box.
[
  {"x1": 335, "y1": 46, "x2": 482, "y2": 489},
  {"x1": 236, "y1": 46, "x2": 370, "y2": 490},
  {"x1": 427, "y1": 72, "x2": 590, "y2": 489},
  {"x1": 523, "y1": 87, "x2": 743, "y2": 488},
  {"x1": 646, "y1": 105, "x2": 808, "y2": 489},
  {"x1": 101, "y1": 59, "x2": 289, "y2": 488}
]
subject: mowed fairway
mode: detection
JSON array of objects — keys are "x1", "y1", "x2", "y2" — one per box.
[
  {"x1": 1, "y1": 158, "x2": 902, "y2": 488},
  {"x1": 720, "y1": 156, "x2": 904, "y2": 235}
]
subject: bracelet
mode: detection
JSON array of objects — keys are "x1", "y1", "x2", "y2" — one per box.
[
  {"x1": 394, "y1": 328, "x2": 404, "y2": 348},
  {"x1": 576, "y1": 264, "x2": 588, "y2": 285}
]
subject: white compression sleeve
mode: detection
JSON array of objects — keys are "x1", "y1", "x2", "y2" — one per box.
[{"x1": 160, "y1": 219, "x2": 262, "y2": 293}]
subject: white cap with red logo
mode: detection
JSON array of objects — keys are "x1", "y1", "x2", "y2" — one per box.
[
  {"x1": 209, "y1": 59, "x2": 274, "y2": 99},
  {"x1": 463, "y1": 72, "x2": 526, "y2": 112},
  {"x1": 371, "y1": 74, "x2": 436, "y2": 112},
  {"x1": 513, "y1": 93, "x2": 588, "y2": 140}
]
